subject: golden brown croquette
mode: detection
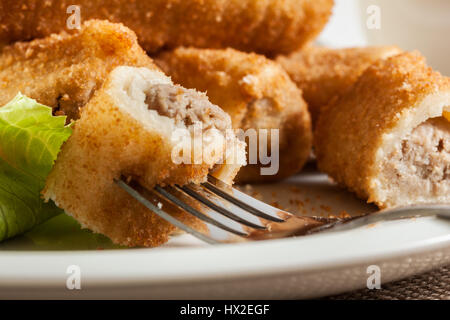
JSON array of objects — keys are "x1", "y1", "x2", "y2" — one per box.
[
  {"x1": 315, "y1": 52, "x2": 450, "y2": 208},
  {"x1": 155, "y1": 47, "x2": 312, "y2": 183}
]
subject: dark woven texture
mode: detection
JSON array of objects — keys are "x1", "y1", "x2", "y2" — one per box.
[{"x1": 327, "y1": 266, "x2": 450, "y2": 300}]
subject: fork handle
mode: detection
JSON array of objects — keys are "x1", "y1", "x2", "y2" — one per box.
[{"x1": 317, "y1": 204, "x2": 450, "y2": 234}]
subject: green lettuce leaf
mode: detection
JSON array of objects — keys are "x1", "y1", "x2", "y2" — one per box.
[
  {"x1": 0, "y1": 93, "x2": 72, "y2": 242},
  {"x1": 24, "y1": 214, "x2": 121, "y2": 250}
]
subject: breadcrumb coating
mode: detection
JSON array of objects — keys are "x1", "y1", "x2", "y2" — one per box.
[
  {"x1": 0, "y1": 19, "x2": 155, "y2": 120},
  {"x1": 315, "y1": 52, "x2": 450, "y2": 208},
  {"x1": 43, "y1": 67, "x2": 244, "y2": 247},
  {"x1": 276, "y1": 46, "x2": 402, "y2": 123},
  {"x1": 155, "y1": 47, "x2": 312, "y2": 183},
  {"x1": 0, "y1": 0, "x2": 333, "y2": 56}
]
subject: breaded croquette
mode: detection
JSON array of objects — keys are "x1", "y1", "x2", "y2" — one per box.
[
  {"x1": 0, "y1": 0, "x2": 334, "y2": 56},
  {"x1": 155, "y1": 47, "x2": 312, "y2": 183},
  {"x1": 276, "y1": 46, "x2": 403, "y2": 123},
  {"x1": 43, "y1": 66, "x2": 246, "y2": 247},
  {"x1": 315, "y1": 52, "x2": 450, "y2": 209},
  {"x1": 0, "y1": 19, "x2": 154, "y2": 120}
]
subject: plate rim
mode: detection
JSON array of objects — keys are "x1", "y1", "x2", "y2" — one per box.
[{"x1": 1, "y1": 217, "x2": 449, "y2": 288}]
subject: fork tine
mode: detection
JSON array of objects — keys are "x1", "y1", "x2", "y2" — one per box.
[
  {"x1": 176, "y1": 184, "x2": 266, "y2": 230},
  {"x1": 204, "y1": 175, "x2": 288, "y2": 222},
  {"x1": 115, "y1": 179, "x2": 219, "y2": 245},
  {"x1": 154, "y1": 185, "x2": 249, "y2": 237}
]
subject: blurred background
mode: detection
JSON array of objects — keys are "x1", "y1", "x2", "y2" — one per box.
[{"x1": 318, "y1": 0, "x2": 450, "y2": 76}]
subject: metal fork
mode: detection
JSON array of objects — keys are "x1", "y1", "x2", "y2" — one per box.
[{"x1": 116, "y1": 175, "x2": 450, "y2": 244}]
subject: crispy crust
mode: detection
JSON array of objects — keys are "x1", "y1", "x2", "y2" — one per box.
[
  {"x1": 155, "y1": 47, "x2": 312, "y2": 183},
  {"x1": 276, "y1": 46, "x2": 402, "y2": 123},
  {"x1": 314, "y1": 52, "x2": 450, "y2": 208},
  {"x1": 0, "y1": 19, "x2": 154, "y2": 120},
  {"x1": 0, "y1": 0, "x2": 333, "y2": 55},
  {"x1": 43, "y1": 67, "x2": 242, "y2": 247}
]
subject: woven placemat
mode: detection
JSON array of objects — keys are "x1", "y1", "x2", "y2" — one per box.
[{"x1": 326, "y1": 266, "x2": 450, "y2": 300}]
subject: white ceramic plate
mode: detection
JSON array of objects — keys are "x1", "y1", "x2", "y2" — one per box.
[{"x1": 1, "y1": 170, "x2": 450, "y2": 299}]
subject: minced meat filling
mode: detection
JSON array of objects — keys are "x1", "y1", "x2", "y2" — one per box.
[
  {"x1": 400, "y1": 117, "x2": 449, "y2": 182},
  {"x1": 145, "y1": 84, "x2": 229, "y2": 132},
  {"x1": 384, "y1": 116, "x2": 449, "y2": 199}
]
